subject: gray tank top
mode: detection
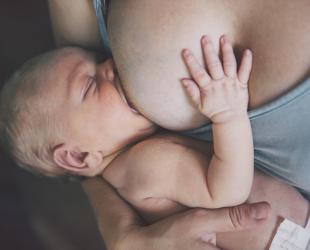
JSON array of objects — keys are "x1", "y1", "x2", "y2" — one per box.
[
  {"x1": 184, "y1": 77, "x2": 310, "y2": 200},
  {"x1": 92, "y1": 0, "x2": 112, "y2": 58}
]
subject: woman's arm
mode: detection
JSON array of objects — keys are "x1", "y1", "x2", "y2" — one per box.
[
  {"x1": 82, "y1": 177, "x2": 270, "y2": 250},
  {"x1": 48, "y1": 0, "x2": 103, "y2": 49},
  {"x1": 82, "y1": 177, "x2": 142, "y2": 249}
]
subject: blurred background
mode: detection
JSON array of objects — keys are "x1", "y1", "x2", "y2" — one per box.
[{"x1": 0, "y1": 1, "x2": 106, "y2": 249}]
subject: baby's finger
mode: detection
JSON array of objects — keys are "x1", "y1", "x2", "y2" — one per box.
[
  {"x1": 182, "y1": 49, "x2": 211, "y2": 90},
  {"x1": 221, "y1": 36, "x2": 237, "y2": 78},
  {"x1": 238, "y1": 50, "x2": 252, "y2": 85},
  {"x1": 202, "y1": 36, "x2": 224, "y2": 80},
  {"x1": 182, "y1": 79, "x2": 201, "y2": 107}
]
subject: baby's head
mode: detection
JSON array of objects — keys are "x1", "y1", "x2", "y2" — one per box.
[{"x1": 0, "y1": 47, "x2": 155, "y2": 178}]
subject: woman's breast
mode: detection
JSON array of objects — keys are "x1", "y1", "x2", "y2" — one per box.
[{"x1": 108, "y1": 0, "x2": 310, "y2": 130}]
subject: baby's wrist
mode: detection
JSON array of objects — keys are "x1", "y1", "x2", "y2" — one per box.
[{"x1": 210, "y1": 111, "x2": 249, "y2": 125}]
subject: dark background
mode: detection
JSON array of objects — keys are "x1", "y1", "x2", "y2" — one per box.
[{"x1": 0, "y1": 1, "x2": 105, "y2": 249}]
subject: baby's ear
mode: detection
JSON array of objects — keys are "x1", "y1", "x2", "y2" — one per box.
[{"x1": 53, "y1": 144, "x2": 102, "y2": 175}]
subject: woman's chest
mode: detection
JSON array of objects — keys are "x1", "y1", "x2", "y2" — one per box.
[{"x1": 109, "y1": 0, "x2": 310, "y2": 129}]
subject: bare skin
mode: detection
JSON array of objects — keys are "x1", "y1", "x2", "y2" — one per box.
[
  {"x1": 108, "y1": 0, "x2": 310, "y2": 130},
  {"x1": 103, "y1": 133, "x2": 310, "y2": 249},
  {"x1": 47, "y1": 1, "x2": 310, "y2": 249},
  {"x1": 83, "y1": 176, "x2": 272, "y2": 250},
  {"x1": 218, "y1": 170, "x2": 310, "y2": 250}
]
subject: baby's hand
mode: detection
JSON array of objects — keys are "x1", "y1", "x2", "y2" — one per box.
[{"x1": 182, "y1": 35, "x2": 252, "y2": 123}]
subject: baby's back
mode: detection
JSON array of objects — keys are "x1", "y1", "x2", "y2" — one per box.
[
  {"x1": 103, "y1": 134, "x2": 309, "y2": 249},
  {"x1": 103, "y1": 134, "x2": 214, "y2": 221}
]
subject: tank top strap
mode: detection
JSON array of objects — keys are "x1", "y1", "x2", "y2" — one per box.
[{"x1": 92, "y1": 0, "x2": 112, "y2": 57}]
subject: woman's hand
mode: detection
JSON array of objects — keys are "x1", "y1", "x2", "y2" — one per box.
[
  {"x1": 182, "y1": 35, "x2": 252, "y2": 124},
  {"x1": 82, "y1": 177, "x2": 270, "y2": 250}
]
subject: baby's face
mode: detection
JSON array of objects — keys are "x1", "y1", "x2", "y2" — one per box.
[{"x1": 41, "y1": 48, "x2": 155, "y2": 161}]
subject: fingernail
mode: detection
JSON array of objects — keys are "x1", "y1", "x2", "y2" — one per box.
[
  {"x1": 221, "y1": 36, "x2": 227, "y2": 44},
  {"x1": 245, "y1": 49, "x2": 252, "y2": 56},
  {"x1": 202, "y1": 35, "x2": 209, "y2": 44},
  {"x1": 183, "y1": 49, "x2": 191, "y2": 57},
  {"x1": 221, "y1": 36, "x2": 225, "y2": 44},
  {"x1": 182, "y1": 79, "x2": 189, "y2": 87}
]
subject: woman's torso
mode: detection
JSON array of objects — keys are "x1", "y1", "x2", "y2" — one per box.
[{"x1": 108, "y1": 0, "x2": 310, "y2": 130}]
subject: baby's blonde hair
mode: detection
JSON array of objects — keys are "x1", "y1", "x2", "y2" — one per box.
[{"x1": 0, "y1": 50, "x2": 69, "y2": 177}]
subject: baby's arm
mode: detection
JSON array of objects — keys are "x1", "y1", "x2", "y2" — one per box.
[{"x1": 181, "y1": 35, "x2": 254, "y2": 207}]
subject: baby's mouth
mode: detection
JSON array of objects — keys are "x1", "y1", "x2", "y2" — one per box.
[{"x1": 114, "y1": 78, "x2": 139, "y2": 114}]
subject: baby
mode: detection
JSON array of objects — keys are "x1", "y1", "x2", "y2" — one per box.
[{"x1": 0, "y1": 35, "x2": 253, "y2": 217}]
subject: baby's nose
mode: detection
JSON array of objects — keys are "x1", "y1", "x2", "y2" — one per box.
[{"x1": 97, "y1": 63, "x2": 115, "y2": 82}]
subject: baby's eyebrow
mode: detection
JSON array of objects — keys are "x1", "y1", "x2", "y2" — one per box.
[
  {"x1": 67, "y1": 61, "x2": 90, "y2": 102},
  {"x1": 67, "y1": 61, "x2": 85, "y2": 86},
  {"x1": 64, "y1": 52, "x2": 98, "y2": 103}
]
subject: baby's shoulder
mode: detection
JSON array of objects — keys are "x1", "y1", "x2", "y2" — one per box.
[
  {"x1": 104, "y1": 133, "x2": 211, "y2": 195},
  {"x1": 129, "y1": 134, "x2": 190, "y2": 160},
  {"x1": 103, "y1": 134, "x2": 188, "y2": 183},
  {"x1": 122, "y1": 133, "x2": 212, "y2": 182},
  {"x1": 103, "y1": 134, "x2": 188, "y2": 198},
  {"x1": 128, "y1": 133, "x2": 210, "y2": 160}
]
